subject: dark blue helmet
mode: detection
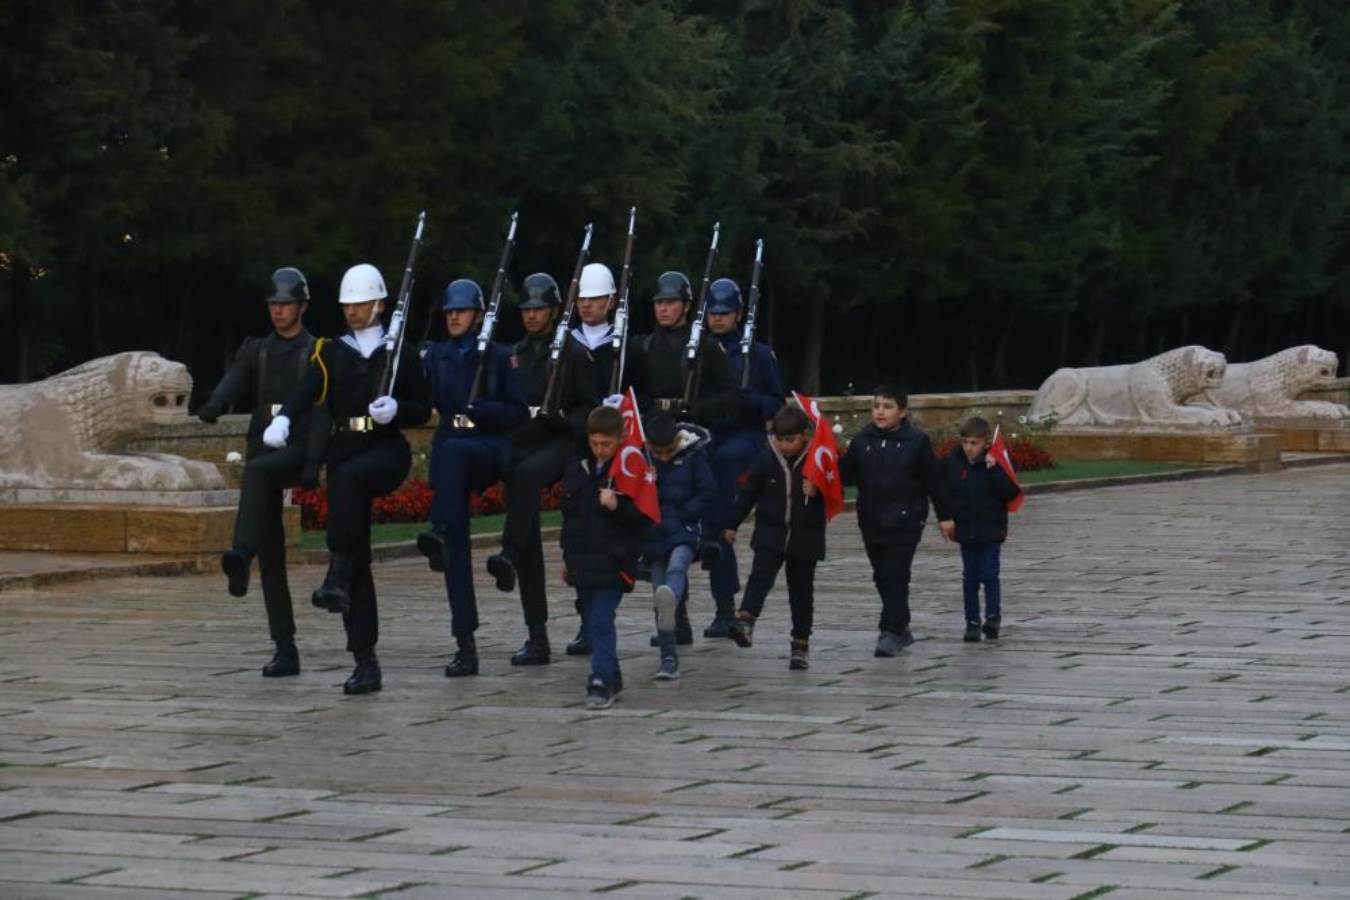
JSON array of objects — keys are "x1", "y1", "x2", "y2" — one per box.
[
  {"x1": 706, "y1": 278, "x2": 742, "y2": 314},
  {"x1": 442, "y1": 278, "x2": 484, "y2": 312},
  {"x1": 653, "y1": 271, "x2": 692, "y2": 303}
]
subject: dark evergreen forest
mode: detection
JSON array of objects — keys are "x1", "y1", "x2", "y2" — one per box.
[{"x1": 3, "y1": 0, "x2": 1348, "y2": 397}]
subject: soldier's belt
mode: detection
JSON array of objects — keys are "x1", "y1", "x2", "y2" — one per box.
[
  {"x1": 335, "y1": 416, "x2": 377, "y2": 433},
  {"x1": 655, "y1": 398, "x2": 682, "y2": 411}
]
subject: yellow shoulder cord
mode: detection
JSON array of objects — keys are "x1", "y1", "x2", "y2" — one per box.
[{"x1": 310, "y1": 338, "x2": 331, "y2": 406}]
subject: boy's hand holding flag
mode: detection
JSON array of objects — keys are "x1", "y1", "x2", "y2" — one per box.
[
  {"x1": 792, "y1": 390, "x2": 844, "y2": 521},
  {"x1": 989, "y1": 425, "x2": 1025, "y2": 513}
]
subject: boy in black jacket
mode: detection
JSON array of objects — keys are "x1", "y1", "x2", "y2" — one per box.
[
  {"x1": 840, "y1": 384, "x2": 954, "y2": 658},
  {"x1": 560, "y1": 406, "x2": 649, "y2": 709},
  {"x1": 945, "y1": 417, "x2": 1022, "y2": 642},
  {"x1": 723, "y1": 405, "x2": 824, "y2": 670}
]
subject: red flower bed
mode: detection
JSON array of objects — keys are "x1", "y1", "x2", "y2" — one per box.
[
  {"x1": 934, "y1": 435, "x2": 1055, "y2": 471},
  {"x1": 292, "y1": 478, "x2": 563, "y2": 531}
]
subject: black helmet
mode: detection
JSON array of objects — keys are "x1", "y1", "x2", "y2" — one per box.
[
  {"x1": 653, "y1": 271, "x2": 692, "y2": 303},
  {"x1": 519, "y1": 272, "x2": 560, "y2": 310},
  {"x1": 268, "y1": 267, "x2": 309, "y2": 304},
  {"x1": 442, "y1": 278, "x2": 485, "y2": 312},
  {"x1": 705, "y1": 278, "x2": 742, "y2": 314}
]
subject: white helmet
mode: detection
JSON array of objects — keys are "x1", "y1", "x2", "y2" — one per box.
[
  {"x1": 338, "y1": 263, "x2": 388, "y2": 304},
  {"x1": 578, "y1": 263, "x2": 616, "y2": 298}
]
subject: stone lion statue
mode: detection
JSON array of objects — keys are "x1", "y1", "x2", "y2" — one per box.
[
  {"x1": 0, "y1": 352, "x2": 224, "y2": 490},
  {"x1": 1197, "y1": 345, "x2": 1348, "y2": 422},
  {"x1": 1029, "y1": 345, "x2": 1244, "y2": 429}
]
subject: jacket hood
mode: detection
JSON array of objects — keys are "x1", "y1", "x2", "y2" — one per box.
[{"x1": 672, "y1": 422, "x2": 711, "y2": 455}]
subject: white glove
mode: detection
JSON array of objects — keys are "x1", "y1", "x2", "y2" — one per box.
[
  {"x1": 262, "y1": 415, "x2": 290, "y2": 448},
  {"x1": 369, "y1": 396, "x2": 398, "y2": 425},
  {"x1": 602, "y1": 393, "x2": 625, "y2": 409}
]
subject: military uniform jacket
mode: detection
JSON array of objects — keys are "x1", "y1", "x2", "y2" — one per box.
[
  {"x1": 423, "y1": 332, "x2": 528, "y2": 442},
  {"x1": 511, "y1": 332, "x2": 596, "y2": 448},
  {"x1": 630, "y1": 324, "x2": 737, "y2": 425},
  {"x1": 206, "y1": 330, "x2": 315, "y2": 444},
  {"x1": 710, "y1": 330, "x2": 785, "y2": 437},
  {"x1": 281, "y1": 333, "x2": 431, "y2": 465}
]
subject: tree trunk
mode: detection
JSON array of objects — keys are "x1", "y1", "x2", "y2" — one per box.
[
  {"x1": 8, "y1": 259, "x2": 27, "y2": 382},
  {"x1": 991, "y1": 300, "x2": 1020, "y2": 386},
  {"x1": 1057, "y1": 307, "x2": 1072, "y2": 368},
  {"x1": 967, "y1": 324, "x2": 980, "y2": 391},
  {"x1": 1222, "y1": 305, "x2": 1245, "y2": 361},
  {"x1": 1084, "y1": 316, "x2": 1106, "y2": 366},
  {"x1": 800, "y1": 286, "x2": 825, "y2": 394}
]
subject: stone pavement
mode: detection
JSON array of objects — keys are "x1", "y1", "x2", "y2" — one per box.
[{"x1": 0, "y1": 464, "x2": 1347, "y2": 899}]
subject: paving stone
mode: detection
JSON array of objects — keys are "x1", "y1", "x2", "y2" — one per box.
[{"x1": 0, "y1": 464, "x2": 1346, "y2": 897}]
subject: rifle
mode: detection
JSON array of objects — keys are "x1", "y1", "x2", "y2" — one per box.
[
  {"x1": 466, "y1": 211, "x2": 520, "y2": 406},
  {"x1": 739, "y1": 238, "x2": 764, "y2": 389},
  {"x1": 540, "y1": 222, "x2": 594, "y2": 415},
  {"x1": 376, "y1": 210, "x2": 427, "y2": 400},
  {"x1": 609, "y1": 206, "x2": 637, "y2": 394},
  {"x1": 681, "y1": 221, "x2": 720, "y2": 409}
]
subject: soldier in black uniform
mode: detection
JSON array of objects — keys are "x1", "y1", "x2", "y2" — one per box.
[
  {"x1": 199, "y1": 267, "x2": 315, "y2": 678},
  {"x1": 266, "y1": 263, "x2": 431, "y2": 695},
  {"x1": 486, "y1": 273, "x2": 597, "y2": 665},
  {"x1": 628, "y1": 270, "x2": 738, "y2": 643}
]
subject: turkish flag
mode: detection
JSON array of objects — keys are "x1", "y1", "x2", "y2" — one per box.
[
  {"x1": 612, "y1": 388, "x2": 661, "y2": 522},
  {"x1": 793, "y1": 391, "x2": 844, "y2": 520},
  {"x1": 990, "y1": 425, "x2": 1025, "y2": 513}
]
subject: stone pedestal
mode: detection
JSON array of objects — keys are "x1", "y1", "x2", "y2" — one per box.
[
  {"x1": 1253, "y1": 420, "x2": 1350, "y2": 453},
  {"x1": 1035, "y1": 430, "x2": 1283, "y2": 468}
]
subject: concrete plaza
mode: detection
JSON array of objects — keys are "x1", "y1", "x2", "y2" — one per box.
[{"x1": 0, "y1": 464, "x2": 1347, "y2": 898}]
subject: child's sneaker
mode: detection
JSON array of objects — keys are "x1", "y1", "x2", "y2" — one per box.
[
  {"x1": 653, "y1": 656, "x2": 680, "y2": 681},
  {"x1": 789, "y1": 638, "x2": 809, "y2": 670},
  {"x1": 982, "y1": 619, "x2": 1000, "y2": 640},
  {"x1": 730, "y1": 610, "x2": 755, "y2": 647},
  {"x1": 963, "y1": 622, "x2": 982, "y2": 643},
  {"x1": 584, "y1": 677, "x2": 614, "y2": 710},
  {"x1": 653, "y1": 585, "x2": 678, "y2": 634},
  {"x1": 875, "y1": 630, "x2": 909, "y2": 657}
]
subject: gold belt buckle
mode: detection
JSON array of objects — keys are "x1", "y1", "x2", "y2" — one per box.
[
  {"x1": 269, "y1": 404, "x2": 283, "y2": 417},
  {"x1": 452, "y1": 414, "x2": 476, "y2": 429},
  {"x1": 349, "y1": 416, "x2": 374, "y2": 432}
]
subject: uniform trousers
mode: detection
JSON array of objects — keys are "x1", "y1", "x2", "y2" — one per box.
[
  {"x1": 706, "y1": 428, "x2": 765, "y2": 616},
  {"x1": 738, "y1": 549, "x2": 817, "y2": 640},
  {"x1": 501, "y1": 436, "x2": 571, "y2": 627},
  {"x1": 325, "y1": 435, "x2": 412, "y2": 652},
  {"x1": 429, "y1": 434, "x2": 510, "y2": 637},
  {"x1": 234, "y1": 442, "x2": 306, "y2": 642}
]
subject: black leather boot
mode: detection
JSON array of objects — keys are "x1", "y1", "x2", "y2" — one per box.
[
  {"x1": 311, "y1": 554, "x2": 353, "y2": 614},
  {"x1": 262, "y1": 639, "x2": 300, "y2": 677},
  {"x1": 486, "y1": 554, "x2": 517, "y2": 593},
  {"x1": 510, "y1": 623, "x2": 551, "y2": 666},
  {"x1": 343, "y1": 648, "x2": 381, "y2": 695},
  {"x1": 445, "y1": 634, "x2": 479, "y2": 677},
  {"x1": 221, "y1": 548, "x2": 253, "y2": 598},
  {"x1": 416, "y1": 529, "x2": 449, "y2": 573}
]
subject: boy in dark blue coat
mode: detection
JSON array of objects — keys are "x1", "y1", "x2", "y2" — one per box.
[
  {"x1": 944, "y1": 417, "x2": 1022, "y2": 642},
  {"x1": 642, "y1": 413, "x2": 717, "y2": 680},
  {"x1": 560, "y1": 406, "x2": 649, "y2": 709},
  {"x1": 723, "y1": 405, "x2": 824, "y2": 670},
  {"x1": 840, "y1": 385, "x2": 954, "y2": 658}
]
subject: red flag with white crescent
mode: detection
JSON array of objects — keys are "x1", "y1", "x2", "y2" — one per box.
[
  {"x1": 990, "y1": 425, "x2": 1025, "y2": 513},
  {"x1": 793, "y1": 391, "x2": 844, "y2": 520},
  {"x1": 612, "y1": 388, "x2": 661, "y2": 522}
]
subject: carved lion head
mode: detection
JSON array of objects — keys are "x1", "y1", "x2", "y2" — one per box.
[
  {"x1": 1283, "y1": 345, "x2": 1340, "y2": 393},
  {"x1": 1180, "y1": 346, "x2": 1228, "y2": 394}
]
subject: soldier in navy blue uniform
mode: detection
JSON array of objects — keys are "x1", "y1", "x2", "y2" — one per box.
[
  {"x1": 201, "y1": 267, "x2": 315, "y2": 678},
  {"x1": 702, "y1": 277, "x2": 785, "y2": 637},
  {"x1": 416, "y1": 279, "x2": 529, "y2": 677},
  {"x1": 267, "y1": 263, "x2": 431, "y2": 695},
  {"x1": 486, "y1": 272, "x2": 596, "y2": 666}
]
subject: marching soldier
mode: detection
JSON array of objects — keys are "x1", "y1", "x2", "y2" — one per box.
[
  {"x1": 628, "y1": 270, "x2": 738, "y2": 641},
  {"x1": 486, "y1": 273, "x2": 596, "y2": 665},
  {"x1": 416, "y1": 279, "x2": 529, "y2": 677},
  {"x1": 702, "y1": 277, "x2": 785, "y2": 637},
  {"x1": 200, "y1": 267, "x2": 315, "y2": 678},
  {"x1": 265, "y1": 263, "x2": 431, "y2": 695}
]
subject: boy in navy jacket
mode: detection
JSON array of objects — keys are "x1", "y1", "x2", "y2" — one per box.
[
  {"x1": 723, "y1": 405, "x2": 824, "y2": 670},
  {"x1": 944, "y1": 417, "x2": 1022, "y2": 642},
  {"x1": 560, "y1": 406, "x2": 649, "y2": 709},
  {"x1": 642, "y1": 414, "x2": 717, "y2": 681}
]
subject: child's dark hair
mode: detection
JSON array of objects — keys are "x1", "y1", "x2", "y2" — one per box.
[
  {"x1": 873, "y1": 383, "x2": 908, "y2": 407},
  {"x1": 960, "y1": 416, "x2": 992, "y2": 439},
  {"x1": 771, "y1": 405, "x2": 813, "y2": 436},
  {"x1": 587, "y1": 405, "x2": 625, "y2": 437}
]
